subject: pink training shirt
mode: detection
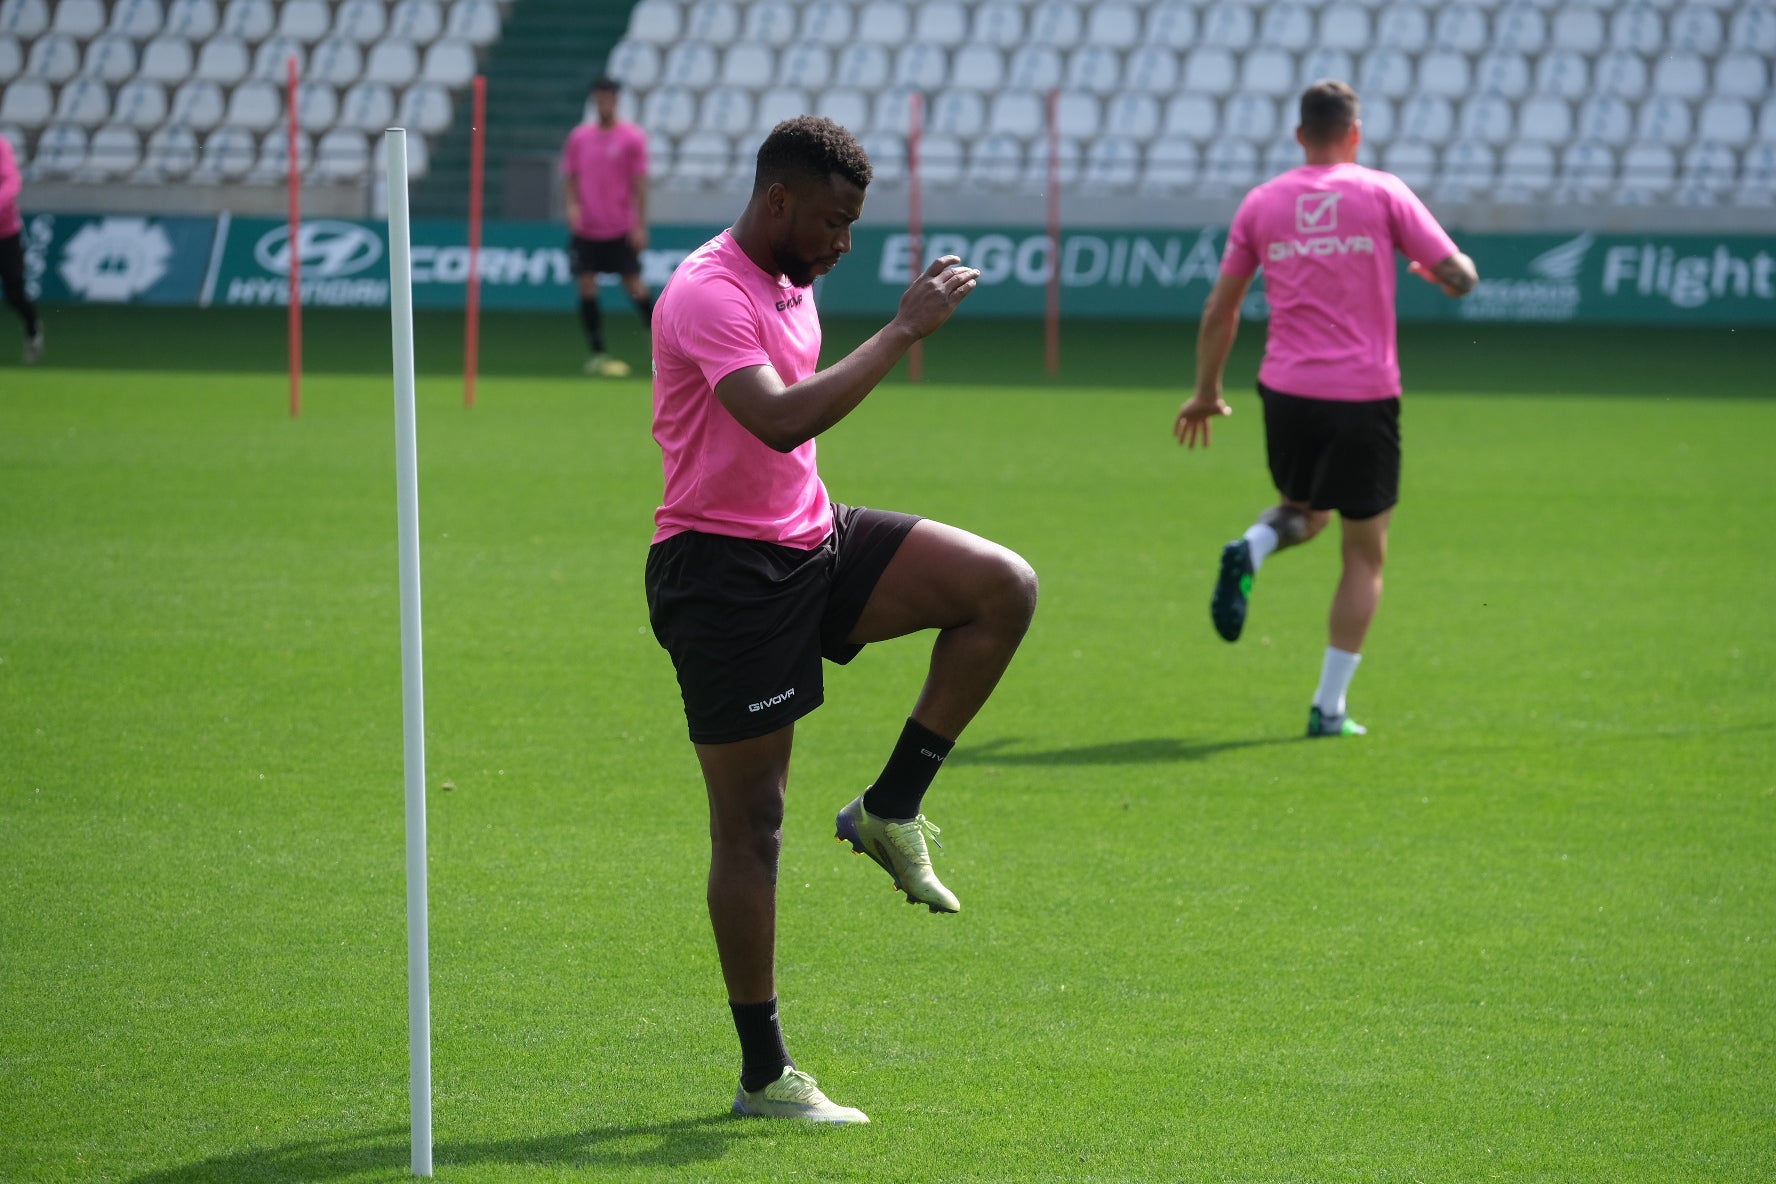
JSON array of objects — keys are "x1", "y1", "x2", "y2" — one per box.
[
  {"x1": 1222, "y1": 162, "x2": 1459, "y2": 401},
  {"x1": 560, "y1": 120, "x2": 648, "y2": 240},
  {"x1": 650, "y1": 230, "x2": 831, "y2": 549},
  {"x1": 0, "y1": 136, "x2": 23, "y2": 238}
]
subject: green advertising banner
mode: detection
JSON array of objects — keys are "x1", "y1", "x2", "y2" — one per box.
[
  {"x1": 19, "y1": 212, "x2": 218, "y2": 306},
  {"x1": 27, "y1": 210, "x2": 1776, "y2": 327}
]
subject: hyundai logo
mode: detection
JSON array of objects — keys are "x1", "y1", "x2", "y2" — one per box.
[{"x1": 255, "y1": 221, "x2": 384, "y2": 278}]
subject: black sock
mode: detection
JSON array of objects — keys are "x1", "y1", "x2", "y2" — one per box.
[
  {"x1": 730, "y1": 998, "x2": 793, "y2": 1093},
  {"x1": 635, "y1": 292, "x2": 656, "y2": 327},
  {"x1": 578, "y1": 297, "x2": 604, "y2": 354},
  {"x1": 862, "y1": 718, "x2": 955, "y2": 820}
]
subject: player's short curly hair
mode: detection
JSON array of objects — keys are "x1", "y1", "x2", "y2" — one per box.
[
  {"x1": 753, "y1": 116, "x2": 874, "y2": 194},
  {"x1": 1299, "y1": 79, "x2": 1360, "y2": 145}
]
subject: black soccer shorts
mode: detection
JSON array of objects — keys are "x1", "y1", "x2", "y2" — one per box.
[
  {"x1": 568, "y1": 234, "x2": 642, "y2": 279},
  {"x1": 644, "y1": 504, "x2": 920, "y2": 745},
  {"x1": 1259, "y1": 382, "x2": 1402, "y2": 521}
]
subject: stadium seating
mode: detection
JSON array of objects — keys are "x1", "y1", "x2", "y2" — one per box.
[
  {"x1": 585, "y1": 0, "x2": 1776, "y2": 213},
  {"x1": 1, "y1": 0, "x2": 507, "y2": 184}
]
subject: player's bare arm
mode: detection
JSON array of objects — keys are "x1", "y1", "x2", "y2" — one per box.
[
  {"x1": 1176, "y1": 271, "x2": 1253, "y2": 449},
  {"x1": 630, "y1": 175, "x2": 650, "y2": 252},
  {"x1": 716, "y1": 256, "x2": 981, "y2": 452},
  {"x1": 561, "y1": 174, "x2": 580, "y2": 229},
  {"x1": 1409, "y1": 251, "x2": 1479, "y2": 297}
]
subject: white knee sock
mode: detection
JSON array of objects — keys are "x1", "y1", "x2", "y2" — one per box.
[
  {"x1": 1314, "y1": 647, "x2": 1362, "y2": 716},
  {"x1": 1242, "y1": 523, "x2": 1279, "y2": 571}
]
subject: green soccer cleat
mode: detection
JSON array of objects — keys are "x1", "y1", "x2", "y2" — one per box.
[
  {"x1": 835, "y1": 794, "x2": 960, "y2": 913},
  {"x1": 1307, "y1": 706, "x2": 1367, "y2": 737},
  {"x1": 584, "y1": 352, "x2": 631, "y2": 378},
  {"x1": 23, "y1": 324, "x2": 44, "y2": 365},
  {"x1": 732, "y1": 1067, "x2": 869, "y2": 1124},
  {"x1": 1211, "y1": 538, "x2": 1254, "y2": 642}
]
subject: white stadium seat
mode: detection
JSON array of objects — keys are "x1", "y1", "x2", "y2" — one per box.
[
  {"x1": 928, "y1": 89, "x2": 985, "y2": 137},
  {"x1": 722, "y1": 42, "x2": 775, "y2": 90},
  {"x1": 1006, "y1": 45, "x2": 1063, "y2": 91},
  {"x1": 24, "y1": 32, "x2": 79, "y2": 82},
  {"x1": 607, "y1": 39, "x2": 662, "y2": 89},
  {"x1": 1398, "y1": 93, "x2": 1454, "y2": 142},
  {"x1": 1319, "y1": 5, "x2": 1371, "y2": 51},
  {"x1": 625, "y1": 0, "x2": 679, "y2": 45},
  {"x1": 892, "y1": 42, "x2": 948, "y2": 90},
  {"x1": 798, "y1": 0, "x2": 851, "y2": 47},
  {"x1": 365, "y1": 39, "x2": 420, "y2": 87},
  {"x1": 333, "y1": 0, "x2": 387, "y2": 45},
  {"x1": 294, "y1": 80, "x2": 337, "y2": 129},
  {"x1": 1241, "y1": 47, "x2": 1295, "y2": 97},
  {"x1": 0, "y1": 34, "x2": 18, "y2": 78},
  {"x1": 1696, "y1": 98, "x2": 1755, "y2": 147},
  {"x1": 1198, "y1": 2, "x2": 1255, "y2": 49},
  {"x1": 1517, "y1": 96, "x2": 1573, "y2": 144},
  {"x1": 753, "y1": 86, "x2": 809, "y2": 133},
  {"x1": 640, "y1": 86, "x2": 697, "y2": 137},
  {"x1": 421, "y1": 36, "x2": 476, "y2": 85},
  {"x1": 1416, "y1": 50, "x2": 1472, "y2": 99},
  {"x1": 112, "y1": 79, "x2": 168, "y2": 129},
  {"x1": 446, "y1": 0, "x2": 501, "y2": 47},
  {"x1": 54, "y1": 79, "x2": 112, "y2": 128},
  {"x1": 854, "y1": 3, "x2": 908, "y2": 45},
  {"x1": 1619, "y1": 144, "x2": 1676, "y2": 198},
  {"x1": 1141, "y1": 135, "x2": 1199, "y2": 192},
  {"x1": 1637, "y1": 96, "x2": 1694, "y2": 147},
  {"x1": 1575, "y1": 95, "x2": 1634, "y2": 145},
  {"x1": 1608, "y1": 6, "x2": 1662, "y2": 53},
  {"x1": 195, "y1": 35, "x2": 249, "y2": 83},
  {"x1": 251, "y1": 36, "x2": 307, "y2": 81},
  {"x1": 314, "y1": 127, "x2": 370, "y2": 181},
  {"x1": 1201, "y1": 138, "x2": 1259, "y2": 193},
  {"x1": 138, "y1": 124, "x2": 199, "y2": 179},
  {"x1": 1055, "y1": 91, "x2": 1100, "y2": 138},
  {"x1": 987, "y1": 90, "x2": 1044, "y2": 139},
  {"x1": 82, "y1": 35, "x2": 139, "y2": 86},
  {"x1": 1651, "y1": 53, "x2": 1707, "y2": 101},
  {"x1": 661, "y1": 41, "x2": 718, "y2": 88},
  {"x1": 32, "y1": 124, "x2": 89, "y2": 177},
  {"x1": 1714, "y1": 52, "x2": 1769, "y2": 102},
  {"x1": 388, "y1": 0, "x2": 443, "y2": 45},
  {"x1": 698, "y1": 86, "x2": 752, "y2": 137},
  {"x1": 1438, "y1": 140, "x2": 1496, "y2": 198},
  {"x1": 779, "y1": 42, "x2": 833, "y2": 92},
  {"x1": 1433, "y1": 4, "x2": 1488, "y2": 52},
  {"x1": 972, "y1": 0, "x2": 1023, "y2": 49},
  {"x1": 1358, "y1": 49, "x2": 1415, "y2": 99},
  {"x1": 1533, "y1": 49, "x2": 1589, "y2": 99},
  {"x1": 918, "y1": 133, "x2": 965, "y2": 186},
  {"x1": 1729, "y1": 4, "x2": 1776, "y2": 54},
  {"x1": 1125, "y1": 46, "x2": 1178, "y2": 95},
  {"x1": 1182, "y1": 47, "x2": 1237, "y2": 95},
  {"x1": 1382, "y1": 140, "x2": 1436, "y2": 190},
  {"x1": 0, "y1": 0, "x2": 50, "y2": 38},
  {"x1": 309, "y1": 39, "x2": 366, "y2": 87},
  {"x1": 1022, "y1": 134, "x2": 1080, "y2": 191},
  {"x1": 1681, "y1": 142, "x2": 1738, "y2": 194},
  {"x1": 190, "y1": 125, "x2": 254, "y2": 181},
  {"x1": 949, "y1": 44, "x2": 1003, "y2": 92},
  {"x1": 813, "y1": 88, "x2": 868, "y2": 134},
  {"x1": 1028, "y1": 1, "x2": 1085, "y2": 48},
  {"x1": 1359, "y1": 96, "x2": 1396, "y2": 142},
  {"x1": 1549, "y1": 8, "x2": 1604, "y2": 53},
  {"x1": 1104, "y1": 92, "x2": 1160, "y2": 140},
  {"x1": 163, "y1": 0, "x2": 217, "y2": 39},
  {"x1": 1086, "y1": 1, "x2": 1143, "y2": 49},
  {"x1": 1559, "y1": 139, "x2": 1616, "y2": 196},
  {"x1": 871, "y1": 84, "x2": 920, "y2": 136},
  {"x1": 912, "y1": 0, "x2": 968, "y2": 47},
  {"x1": 225, "y1": 80, "x2": 282, "y2": 131},
  {"x1": 833, "y1": 44, "x2": 890, "y2": 91},
  {"x1": 1066, "y1": 45, "x2": 1122, "y2": 96},
  {"x1": 246, "y1": 128, "x2": 312, "y2": 183},
  {"x1": 338, "y1": 81, "x2": 395, "y2": 132},
  {"x1": 109, "y1": 0, "x2": 165, "y2": 40},
  {"x1": 278, "y1": 0, "x2": 331, "y2": 43},
  {"x1": 968, "y1": 132, "x2": 1023, "y2": 188},
  {"x1": 79, "y1": 125, "x2": 142, "y2": 179},
  {"x1": 1145, "y1": 2, "x2": 1196, "y2": 50},
  {"x1": 670, "y1": 130, "x2": 730, "y2": 186},
  {"x1": 1375, "y1": 5, "x2": 1429, "y2": 52},
  {"x1": 1492, "y1": 5, "x2": 1547, "y2": 53},
  {"x1": 168, "y1": 78, "x2": 225, "y2": 129},
  {"x1": 743, "y1": 0, "x2": 799, "y2": 47},
  {"x1": 684, "y1": 0, "x2": 740, "y2": 43},
  {"x1": 52, "y1": 0, "x2": 106, "y2": 38},
  {"x1": 860, "y1": 133, "x2": 903, "y2": 184},
  {"x1": 1163, "y1": 93, "x2": 1219, "y2": 140},
  {"x1": 1260, "y1": 3, "x2": 1316, "y2": 51},
  {"x1": 1473, "y1": 52, "x2": 1531, "y2": 99},
  {"x1": 1497, "y1": 142, "x2": 1555, "y2": 200},
  {"x1": 1457, "y1": 94, "x2": 1514, "y2": 145},
  {"x1": 1223, "y1": 93, "x2": 1277, "y2": 141},
  {"x1": 139, "y1": 36, "x2": 194, "y2": 83},
  {"x1": 0, "y1": 78, "x2": 53, "y2": 127},
  {"x1": 1082, "y1": 135, "x2": 1140, "y2": 189},
  {"x1": 219, "y1": 0, "x2": 274, "y2": 41}
]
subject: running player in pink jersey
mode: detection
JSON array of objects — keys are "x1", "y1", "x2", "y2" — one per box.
[
  {"x1": 646, "y1": 117, "x2": 1038, "y2": 1123},
  {"x1": 1175, "y1": 81, "x2": 1477, "y2": 737},
  {"x1": 0, "y1": 135, "x2": 44, "y2": 363},
  {"x1": 561, "y1": 77, "x2": 653, "y2": 377}
]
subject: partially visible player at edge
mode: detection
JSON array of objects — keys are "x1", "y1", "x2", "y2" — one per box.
[
  {"x1": 645, "y1": 116, "x2": 1038, "y2": 1124},
  {"x1": 0, "y1": 134, "x2": 45, "y2": 363},
  {"x1": 1175, "y1": 80, "x2": 1477, "y2": 738},
  {"x1": 561, "y1": 76, "x2": 653, "y2": 378}
]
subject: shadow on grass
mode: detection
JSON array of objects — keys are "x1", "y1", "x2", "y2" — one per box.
[
  {"x1": 124, "y1": 1115, "x2": 769, "y2": 1182},
  {"x1": 952, "y1": 735, "x2": 1295, "y2": 766}
]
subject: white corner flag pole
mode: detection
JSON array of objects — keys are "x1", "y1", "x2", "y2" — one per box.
[{"x1": 385, "y1": 127, "x2": 434, "y2": 1179}]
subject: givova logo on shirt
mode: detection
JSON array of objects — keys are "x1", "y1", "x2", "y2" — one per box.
[{"x1": 1271, "y1": 193, "x2": 1374, "y2": 262}]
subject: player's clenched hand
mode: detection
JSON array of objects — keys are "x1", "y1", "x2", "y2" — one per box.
[
  {"x1": 1174, "y1": 390, "x2": 1231, "y2": 449},
  {"x1": 895, "y1": 255, "x2": 981, "y2": 339}
]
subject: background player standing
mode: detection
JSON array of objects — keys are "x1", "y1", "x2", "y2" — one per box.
[
  {"x1": 1175, "y1": 80, "x2": 1477, "y2": 737},
  {"x1": 561, "y1": 76, "x2": 653, "y2": 377},
  {"x1": 0, "y1": 135, "x2": 44, "y2": 364},
  {"x1": 646, "y1": 117, "x2": 1038, "y2": 1123}
]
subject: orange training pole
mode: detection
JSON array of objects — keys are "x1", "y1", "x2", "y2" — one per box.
[{"x1": 287, "y1": 55, "x2": 302, "y2": 416}]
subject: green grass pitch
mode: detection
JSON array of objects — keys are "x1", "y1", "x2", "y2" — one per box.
[{"x1": 2, "y1": 307, "x2": 1773, "y2": 1183}]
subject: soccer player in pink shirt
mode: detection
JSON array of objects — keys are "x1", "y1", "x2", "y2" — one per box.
[
  {"x1": 1175, "y1": 80, "x2": 1477, "y2": 737},
  {"x1": 0, "y1": 134, "x2": 45, "y2": 364},
  {"x1": 560, "y1": 77, "x2": 652, "y2": 377},
  {"x1": 646, "y1": 117, "x2": 1038, "y2": 1122}
]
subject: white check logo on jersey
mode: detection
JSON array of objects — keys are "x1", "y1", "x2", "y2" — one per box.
[{"x1": 1295, "y1": 192, "x2": 1341, "y2": 234}]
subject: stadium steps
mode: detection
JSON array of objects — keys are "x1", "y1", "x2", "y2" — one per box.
[{"x1": 411, "y1": 0, "x2": 639, "y2": 219}]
